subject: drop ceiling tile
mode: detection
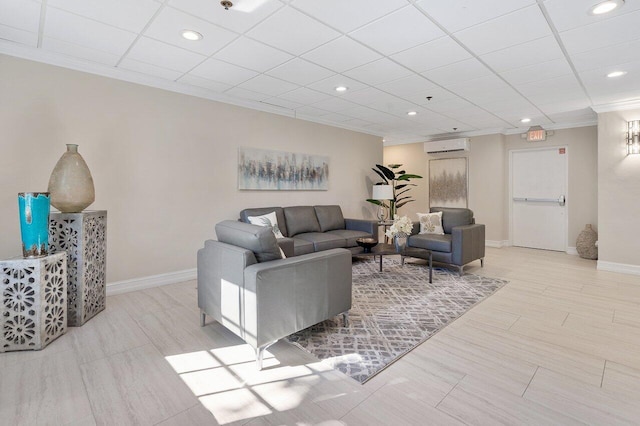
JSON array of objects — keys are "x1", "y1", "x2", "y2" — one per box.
[
  {"x1": 546, "y1": 108, "x2": 596, "y2": 123},
  {"x1": 169, "y1": 0, "x2": 284, "y2": 33},
  {"x1": 307, "y1": 74, "x2": 368, "y2": 95},
  {"x1": 266, "y1": 58, "x2": 334, "y2": 86},
  {"x1": 480, "y1": 36, "x2": 565, "y2": 73},
  {"x1": 446, "y1": 74, "x2": 520, "y2": 104},
  {"x1": 343, "y1": 58, "x2": 412, "y2": 85},
  {"x1": 349, "y1": 5, "x2": 444, "y2": 55},
  {"x1": 277, "y1": 87, "x2": 331, "y2": 104},
  {"x1": 579, "y1": 58, "x2": 640, "y2": 97},
  {"x1": 213, "y1": 37, "x2": 292, "y2": 73},
  {"x1": 516, "y1": 75, "x2": 588, "y2": 104},
  {"x1": 47, "y1": 0, "x2": 161, "y2": 32},
  {"x1": 570, "y1": 39, "x2": 640, "y2": 72},
  {"x1": 291, "y1": 0, "x2": 408, "y2": 33},
  {"x1": 246, "y1": 6, "x2": 340, "y2": 55},
  {"x1": 144, "y1": 7, "x2": 237, "y2": 56},
  {"x1": 295, "y1": 105, "x2": 332, "y2": 117},
  {"x1": 189, "y1": 57, "x2": 258, "y2": 85},
  {"x1": 177, "y1": 74, "x2": 233, "y2": 92},
  {"x1": 44, "y1": 7, "x2": 137, "y2": 55},
  {"x1": 543, "y1": 0, "x2": 640, "y2": 32},
  {"x1": 377, "y1": 74, "x2": 438, "y2": 96},
  {"x1": 424, "y1": 97, "x2": 476, "y2": 114},
  {"x1": 480, "y1": 97, "x2": 537, "y2": 115},
  {"x1": 370, "y1": 97, "x2": 421, "y2": 116},
  {"x1": 119, "y1": 57, "x2": 183, "y2": 80},
  {"x1": 0, "y1": 24, "x2": 38, "y2": 46},
  {"x1": 42, "y1": 37, "x2": 120, "y2": 65},
  {"x1": 311, "y1": 96, "x2": 360, "y2": 113},
  {"x1": 237, "y1": 74, "x2": 299, "y2": 97},
  {"x1": 343, "y1": 118, "x2": 374, "y2": 128},
  {"x1": 391, "y1": 36, "x2": 472, "y2": 73},
  {"x1": 341, "y1": 105, "x2": 389, "y2": 121},
  {"x1": 319, "y1": 112, "x2": 356, "y2": 123},
  {"x1": 537, "y1": 98, "x2": 592, "y2": 115},
  {"x1": 224, "y1": 87, "x2": 270, "y2": 101},
  {"x1": 399, "y1": 86, "x2": 458, "y2": 105},
  {"x1": 340, "y1": 87, "x2": 395, "y2": 105},
  {"x1": 302, "y1": 36, "x2": 382, "y2": 73},
  {"x1": 454, "y1": 5, "x2": 552, "y2": 56},
  {"x1": 421, "y1": 58, "x2": 492, "y2": 86},
  {"x1": 261, "y1": 97, "x2": 303, "y2": 110},
  {"x1": 126, "y1": 36, "x2": 206, "y2": 72},
  {"x1": 500, "y1": 58, "x2": 573, "y2": 85},
  {"x1": 0, "y1": 0, "x2": 40, "y2": 32},
  {"x1": 417, "y1": 0, "x2": 535, "y2": 33},
  {"x1": 560, "y1": 10, "x2": 640, "y2": 55}
]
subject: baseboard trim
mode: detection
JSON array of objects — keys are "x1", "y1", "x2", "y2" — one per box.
[
  {"x1": 486, "y1": 240, "x2": 510, "y2": 248},
  {"x1": 107, "y1": 268, "x2": 197, "y2": 296},
  {"x1": 597, "y1": 261, "x2": 640, "y2": 276},
  {"x1": 566, "y1": 247, "x2": 578, "y2": 256}
]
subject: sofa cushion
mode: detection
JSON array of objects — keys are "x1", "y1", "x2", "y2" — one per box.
[
  {"x1": 295, "y1": 232, "x2": 346, "y2": 251},
  {"x1": 284, "y1": 206, "x2": 321, "y2": 236},
  {"x1": 430, "y1": 207, "x2": 474, "y2": 234},
  {"x1": 240, "y1": 207, "x2": 288, "y2": 237},
  {"x1": 408, "y1": 233, "x2": 452, "y2": 253},
  {"x1": 417, "y1": 211, "x2": 444, "y2": 235},
  {"x1": 292, "y1": 238, "x2": 315, "y2": 256},
  {"x1": 326, "y1": 229, "x2": 372, "y2": 247},
  {"x1": 314, "y1": 205, "x2": 345, "y2": 232},
  {"x1": 215, "y1": 220, "x2": 283, "y2": 263},
  {"x1": 247, "y1": 211, "x2": 285, "y2": 239}
]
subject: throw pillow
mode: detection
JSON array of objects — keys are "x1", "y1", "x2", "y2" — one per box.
[
  {"x1": 247, "y1": 211, "x2": 285, "y2": 239},
  {"x1": 417, "y1": 212, "x2": 445, "y2": 235}
]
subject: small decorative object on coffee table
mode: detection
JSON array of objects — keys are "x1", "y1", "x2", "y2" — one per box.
[
  {"x1": 385, "y1": 215, "x2": 413, "y2": 253},
  {"x1": 356, "y1": 238, "x2": 378, "y2": 253}
]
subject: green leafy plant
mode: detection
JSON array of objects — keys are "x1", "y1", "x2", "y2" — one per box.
[{"x1": 367, "y1": 164, "x2": 423, "y2": 218}]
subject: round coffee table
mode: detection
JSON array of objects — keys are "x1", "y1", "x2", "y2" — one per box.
[{"x1": 352, "y1": 243, "x2": 432, "y2": 283}]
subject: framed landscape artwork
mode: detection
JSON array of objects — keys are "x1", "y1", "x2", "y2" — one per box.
[
  {"x1": 238, "y1": 147, "x2": 329, "y2": 190},
  {"x1": 429, "y1": 157, "x2": 468, "y2": 208}
]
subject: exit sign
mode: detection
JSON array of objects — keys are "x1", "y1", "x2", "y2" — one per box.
[{"x1": 527, "y1": 128, "x2": 547, "y2": 142}]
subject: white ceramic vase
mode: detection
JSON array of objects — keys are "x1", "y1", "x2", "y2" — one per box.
[{"x1": 48, "y1": 144, "x2": 95, "y2": 213}]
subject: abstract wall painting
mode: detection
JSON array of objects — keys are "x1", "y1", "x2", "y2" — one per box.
[
  {"x1": 238, "y1": 147, "x2": 329, "y2": 190},
  {"x1": 429, "y1": 157, "x2": 468, "y2": 208}
]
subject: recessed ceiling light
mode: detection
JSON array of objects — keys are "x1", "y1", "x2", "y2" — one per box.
[
  {"x1": 607, "y1": 70, "x2": 627, "y2": 78},
  {"x1": 407, "y1": 111, "x2": 417, "y2": 116},
  {"x1": 521, "y1": 118, "x2": 531, "y2": 123},
  {"x1": 335, "y1": 86, "x2": 348, "y2": 92},
  {"x1": 589, "y1": 0, "x2": 623, "y2": 15},
  {"x1": 181, "y1": 30, "x2": 203, "y2": 41}
]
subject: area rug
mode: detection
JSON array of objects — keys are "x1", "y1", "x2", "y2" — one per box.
[{"x1": 286, "y1": 257, "x2": 508, "y2": 383}]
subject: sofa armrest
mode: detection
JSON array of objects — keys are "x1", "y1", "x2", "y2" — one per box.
[
  {"x1": 243, "y1": 248, "x2": 352, "y2": 348},
  {"x1": 276, "y1": 238, "x2": 295, "y2": 257},
  {"x1": 345, "y1": 218, "x2": 378, "y2": 239},
  {"x1": 451, "y1": 224, "x2": 485, "y2": 266}
]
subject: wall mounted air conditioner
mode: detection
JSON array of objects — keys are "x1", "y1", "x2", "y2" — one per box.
[{"x1": 424, "y1": 138, "x2": 470, "y2": 154}]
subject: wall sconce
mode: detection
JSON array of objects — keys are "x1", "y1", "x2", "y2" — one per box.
[{"x1": 628, "y1": 120, "x2": 640, "y2": 155}]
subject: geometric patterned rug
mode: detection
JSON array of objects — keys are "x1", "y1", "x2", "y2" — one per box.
[{"x1": 286, "y1": 256, "x2": 508, "y2": 383}]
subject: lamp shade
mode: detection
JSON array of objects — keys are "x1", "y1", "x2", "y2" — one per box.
[{"x1": 372, "y1": 185, "x2": 394, "y2": 200}]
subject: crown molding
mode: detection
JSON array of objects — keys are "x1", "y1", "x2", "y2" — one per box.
[{"x1": 591, "y1": 99, "x2": 640, "y2": 113}]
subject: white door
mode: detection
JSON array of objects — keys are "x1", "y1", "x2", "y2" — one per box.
[{"x1": 511, "y1": 147, "x2": 568, "y2": 251}]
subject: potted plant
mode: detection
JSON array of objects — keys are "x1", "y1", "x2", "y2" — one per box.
[{"x1": 367, "y1": 164, "x2": 422, "y2": 219}]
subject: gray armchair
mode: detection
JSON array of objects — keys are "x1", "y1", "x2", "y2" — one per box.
[{"x1": 197, "y1": 220, "x2": 352, "y2": 369}]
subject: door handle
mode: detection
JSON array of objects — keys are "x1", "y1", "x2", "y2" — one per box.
[{"x1": 558, "y1": 195, "x2": 566, "y2": 206}]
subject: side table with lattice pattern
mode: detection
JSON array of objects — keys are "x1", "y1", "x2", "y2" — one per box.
[
  {"x1": 1, "y1": 252, "x2": 68, "y2": 352},
  {"x1": 49, "y1": 210, "x2": 107, "y2": 326}
]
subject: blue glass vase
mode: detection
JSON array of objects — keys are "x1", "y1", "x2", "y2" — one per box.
[{"x1": 18, "y1": 192, "x2": 51, "y2": 258}]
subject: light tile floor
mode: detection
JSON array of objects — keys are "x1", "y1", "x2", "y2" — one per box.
[{"x1": 2, "y1": 247, "x2": 640, "y2": 425}]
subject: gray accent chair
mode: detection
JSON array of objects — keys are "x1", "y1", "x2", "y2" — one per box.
[
  {"x1": 407, "y1": 207, "x2": 485, "y2": 275},
  {"x1": 197, "y1": 220, "x2": 352, "y2": 369},
  {"x1": 240, "y1": 205, "x2": 377, "y2": 257}
]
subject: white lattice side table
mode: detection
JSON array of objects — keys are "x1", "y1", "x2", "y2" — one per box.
[
  {"x1": 49, "y1": 210, "x2": 107, "y2": 326},
  {"x1": 1, "y1": 252, "x2": 67, "y2": 352}
]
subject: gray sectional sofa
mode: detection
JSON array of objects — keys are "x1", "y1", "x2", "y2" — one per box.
[
  {"x1": 407, "y1": 207, "x2": 485, "y2": 275},
  {"x1": 239, "y1": 205, "x2": 378, "y2": 257}
]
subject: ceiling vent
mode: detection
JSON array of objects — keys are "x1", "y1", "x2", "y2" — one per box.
[{"x1": 424, "y1": 138, "x2": 470, "y2": 154}]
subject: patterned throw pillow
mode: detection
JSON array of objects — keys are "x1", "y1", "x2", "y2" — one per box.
[
  {"x1": 417, "y1": 212, "x2": 445, "y2": 235},
  {"x1": 247, "y1": 211, "x2": 285, "y2": 239}
]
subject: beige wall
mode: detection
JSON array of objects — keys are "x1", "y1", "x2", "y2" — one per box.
[
  {"x1": 597, "y1": 109, "x2": 640, "y2": 268},
  {"x1": 384, "y1": 134, "x2": 506, "y2": 243},
  {"x1": 384, "y1": 126, "x2": 598, "y2": 248},
  {"x1": 0, "y1": 55, "x2": 382, "y2": 282}
]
